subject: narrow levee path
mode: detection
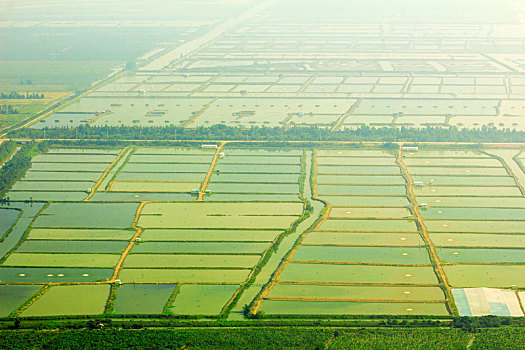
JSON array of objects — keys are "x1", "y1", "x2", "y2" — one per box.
[
  {"x1": 483, "y1": 149, "x2": 525, "y2": 196},
  {"x1": 331, "y1": 99, "x2": 362, "y2": 131},
  {"x1": 198, "y1": 142, "x2": 225, "y2": 201},
  {"x1": 0, "y1": 203, "x2": 45, "y2": 260},
  {"x1": 139, "y1": 0, "x2": 279, "y2": 71},
  {"x1": 84, "y1": 147, "x2": 130, "y2": 201},
  {"x1": 466, "y1": 334, "x2": 476, "y2": 349},
  {"x1": 110, "y1": 201, "x2": 149, "y2": 282},
  {"x1": 396, "y1": 148, "x2": 456, "y2": 316},
  {"x1": 228, "y1": 150, "x2": 325, "y2": 320},
  {"x1": 181, "y1": 98, "x2": 218, "y2": 128},
  {"x1": 99, "y1": 147, "x2": 135, "y2": 192},
  {"x1": 517, "y1": 289, "x2": 525, "y2": 315},
  {"x1": 0, "y1": 145, "x2": 19, "y2": 169}
]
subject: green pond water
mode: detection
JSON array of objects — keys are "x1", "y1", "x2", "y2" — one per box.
[
  {"x1": 21, "y1": 285, "x2": 110, "y2": 317},
  {"x1": 431, "y1": 233, "x2": 525, "y2": 248},
  {"x1": 16, "y1": 240, "x2": 128, "y2": 254},
  {"x1": 422, "y1": 207, "x2": 525, "y2": 220},
  {"x1": 0, "y1": 267, "x2": 113, "y2": 283},
  {"x1": 131, "y1": 241, "x2": 269, "y2": 254},
  {"x1": 215, "y1": 164, "x2": 301, "y2": 174},
  {"x1": 123, "y1": 254, "x2": 260, "y2": 268},
  {"x1": 320, "y1": 219, "x2": 417, "y2": 232},
  {"x1": 303, "y1": 232, "x2": 424, "y2": 246},
  {"x1": 321, "y1": 196, "x2": 409, "y2": 207},
  {"x1": 279, "y1": 264, "x2": 438, "y2": 284},
  {"x1": 318, "y1": 185, "x2": 406, "y2": 196},
  {"x1": 210, "y1": 173, "x2": 299, "y2": 183},
  {"x1": 317, "y1": 175, "x2": 404, "y2": 185},
  {"x1": 438, "y1": 248, "x2": 525, "y2": 263},
  {"x1": 267, "y1": 284, "x2": 445, "y2": 301},
  {"x1": 330, "y1": 207, "x2": 412, "y2": 218},
  {"x1": 208, "y1": 183, "x2": 298, "y2": 194},
  {"x1": 259, "y1": 300, "x2": 449, "y2": 316},
  {"x1": 0, "y1": 285, "x2": 42, "y2": 317},
  {"x1": 219, "y1": 156, "x2": 300, "y2": 165},
  {"x1": 22, "y1": 171, "x2": 101, "y2": 181},
  {"x1": 119, "y1": 268, "x2": 249, "y2": 283},
  {"x1": 168, "y1": 284, "x2": 239, "y2": 315},
  {"x1": 33, "y1": 203, "x2": 139, "y2": 228},
  {"x1": 27, "y1": 228, "x2": 135, "y2": 241},
  {"x1": 318, "y1": 165, "x2": 400, "y2": 175},
  {"x1": 0, "y1": 209, "x2": 20, "y2": 236},
  {"x1": 445, "y1": 265, "x2": 525, "y2": 288},
  {"x1": 292, "y1": 246, "x2": 430, "y2": 264},
  {"x1": 117, "y1": 172, "x2": 205, "y2": 182},
  {"x1": 114, "y1": 284, "x2": 176, "y2": 315},
  {"x1": 139, "y1": 229, "x2": 279, "y2": 242},
  {"x1": 129, "y1": 154, "x2": 214, "y2": 164}
]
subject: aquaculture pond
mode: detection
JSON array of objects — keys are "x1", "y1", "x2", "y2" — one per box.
[
  {"x1": 279, "y1": 264, "x2": 439, "y2": 284},
  {"x1": 118, "y1": 268, "x2": 250, "y2": 283},
  {"x1": 168, "y1": 284, "x2": 239, "y2": 315},
  {"x1": 267, "y1": 284, "x2": 445, "y2": 301},
  {"x1": 21, "y1": 285, "x2": 110, "y2": 317},
  {"x1": 138, "y1": 229, "x2": 279, "y2": 242},
  {"x1": 259, "y1": 300, "x2": 449, "y2": 316},
  {"x1": 32, "y1": 203, "x2": 139, "y2": 228},
  {"x1": 0, "y1": 285, "x2": 42, "y2": 317},
  {"x1": 0, "y1": 209, "x2": 20, "y2": 236},
  {"x1": 113, "y1": 284, "x2": 177, "y2": 315},
  {"x1": 292, "y1": 246, "x2": 430, "y2": 264}
]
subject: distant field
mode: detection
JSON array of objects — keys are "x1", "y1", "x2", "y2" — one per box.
[
  {"x1": 1, "y1": 145, "x2": 525, "y2": 320},
  {"x1": 2, "y1": 3, "x2": 525, "y2": 349},
  {"x1": 0, "y1": 61, "x2": 121, "y2": 92},
  {"x1": 0, "y1": 92, "x2": 71, "y2": 131}
]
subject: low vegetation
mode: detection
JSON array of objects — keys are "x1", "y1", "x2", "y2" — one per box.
[
  {"x1": 0, "y1": 92, "x2": 45, "y2": 99},
  {"x1": 1, "y1": 326, "x2": 523, "y2": 350},
  {"x1": 0, "y1": 140, "x2": 16, "y2": 163},
  {"x1": 0, "y1": 92, "x2": 70, "y2": 131}
]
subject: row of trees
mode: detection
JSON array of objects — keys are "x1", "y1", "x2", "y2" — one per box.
[
  {"x1": 452, "y1": 316, "x2": 513, "y2": 332},
  {"x1": 0, "y1": 105, "x2": 19, "y2": 115},
  {"x1": 2, "y1": 324, "x2": 523, "y2": 349},
  {"x1": 0, "y1": 141, "x2": 16, "y2": 162},
  {"x1": 8, "y1": 124, "x2": 525, "y2": 143},
  {"x1": 0, "y1": 141, "x2": 48, "y2": 199},
  {"x1": 0, "y1": 92, "x2": 44, "y2": 99}
]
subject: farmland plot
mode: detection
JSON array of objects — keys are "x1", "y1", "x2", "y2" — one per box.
[
  {"x1": 5, "y1": 148, "x2": 122, "y2": 202},
  {"x1": 3, "y1": 145, "x2": 524, "y2": 319},
  {"x1": 405, "y1": 150, "x2": 525, "y2": 295},
  {"x1": 113, "y1": 284, "x2": 177, "y2": 315},
  {"x1": 21, "y1": 285, "x2": 110, "y2": 317},
  {"x1": 0, "y1": 285, "x2": 41, "y2": 317},
  {"x1": 99, "y1": 147, "x2": 216, "y2": 200},
  {"x1": 258, "y1": 149, "x2": 448, "y2": 316},
  {"x1": 168, "y1": 285, "x2": 239, "y2": 315}
]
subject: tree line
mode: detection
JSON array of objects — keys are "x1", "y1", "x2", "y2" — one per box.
[
  {"x1": 0, "y1": 140, "x2": 16, "y2": 162},
  {"x1": 0, "y1": 141, "x2": 48, "y2": 201},
  {"x1": 8, "y1": 124, "x2": 525, "y2": 143},
  {"x1": 0, "y1": 92, "x2": 45, "y2": 100},
  {"x1": 0, "y1": 105, "x2": 19, "y2": 115}
]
